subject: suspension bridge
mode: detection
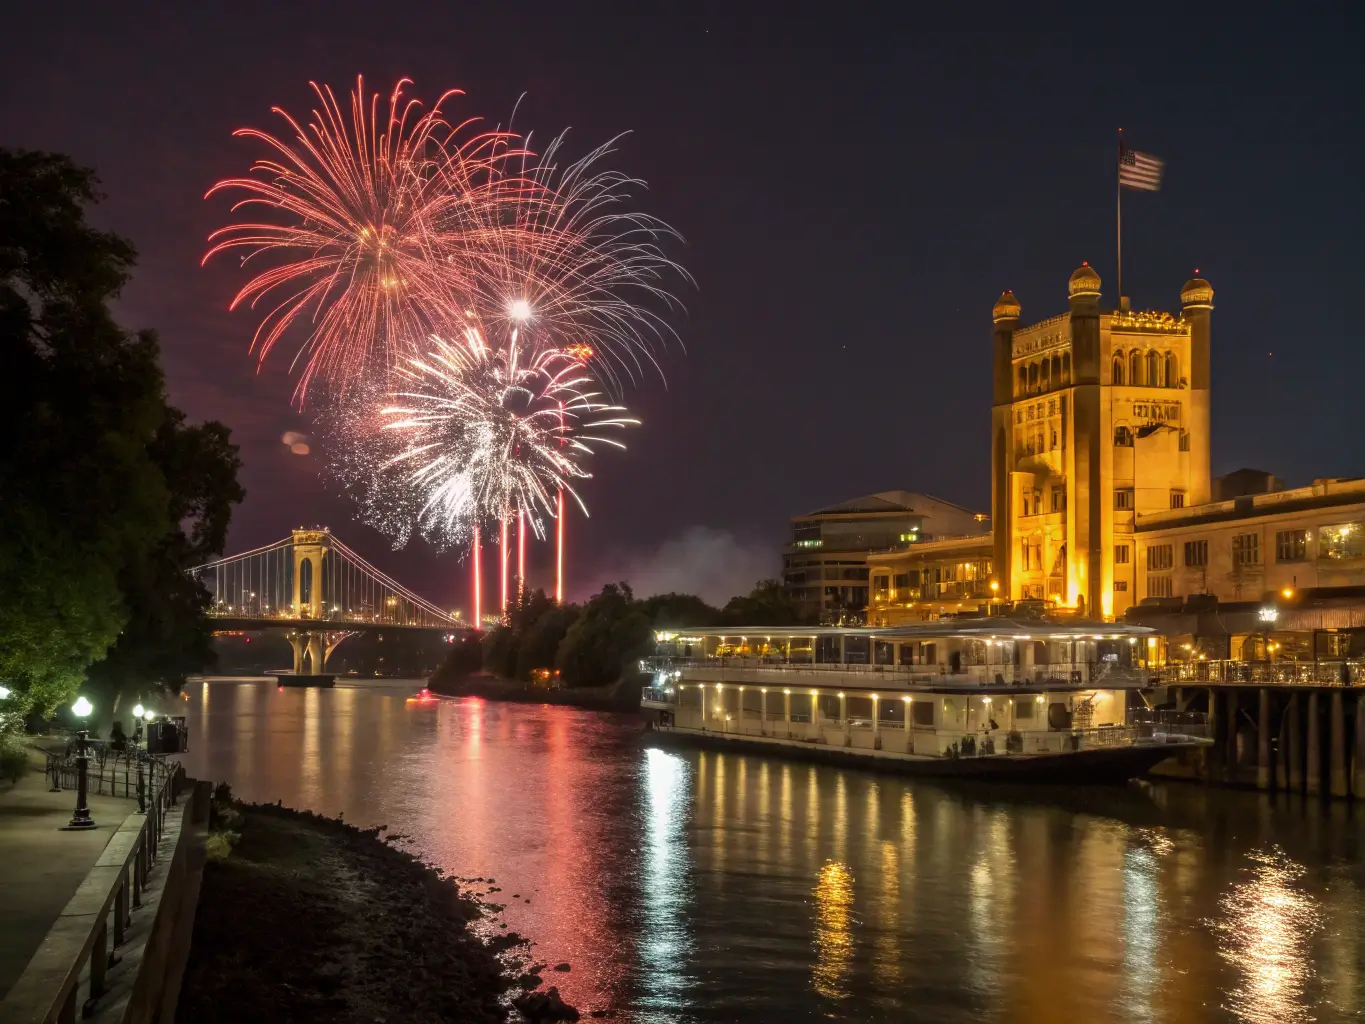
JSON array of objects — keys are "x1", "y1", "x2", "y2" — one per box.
[{"x1": 192, "y1": 529, "x2": 468, "y2": 675}]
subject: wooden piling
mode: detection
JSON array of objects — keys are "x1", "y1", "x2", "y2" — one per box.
[
  {"x1": 1307, "y1": 690, "x2": 1322, "y2": 797},
  {"x1": 1257, "y1": 688, "x2": 1271, "y2": 791},
  {"x1": 1287, "y1": 693, "x2": 1302, "y2": 793},
  {"x1": 1330, "y1": 690, "x2": 1348, "y2": 799}
]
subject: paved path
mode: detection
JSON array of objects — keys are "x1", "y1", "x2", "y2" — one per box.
[{"x1": 0, "y1": 764, "x2": 138, "y2": 1000}]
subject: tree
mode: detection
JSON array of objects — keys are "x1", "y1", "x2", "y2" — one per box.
[
  {"x1": 0, "y1": 150, "x2": 243, "y2": 718},
  {"x1": 482, "y1": 588, "x2": 560, "y2": 680},
  {"x1": 431, "y1": 633, "x2": 483, "y2": 684},
  {"x1": 86, "y1": 413, "x2": 244, "y2": 710},
  {"x1": 637, "y1": 592, "x2": 719, "y2": 628},
  {"x1": 555, "y1": 583, "x2": 653, "y2": 688},
  {"x1": 721, "y1": 579, "x2": 809, "y2": 627},
  {"x1": 515, "y1": 603, "x2": 579, "y2": 681}
]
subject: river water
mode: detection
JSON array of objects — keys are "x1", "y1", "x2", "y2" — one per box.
[{"x1": 180, "y1": 678, "x2": 1365, "y2": 1023}]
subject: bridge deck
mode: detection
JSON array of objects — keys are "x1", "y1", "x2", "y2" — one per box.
[{"x1": 207, "y1": 617, "x2": 473, "y2": 633}]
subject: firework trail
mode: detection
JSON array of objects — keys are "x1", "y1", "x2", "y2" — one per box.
[
  {"x1": 204, "y1": 76, "x2": 536, "y2": 401},
  {"x1": 330, "y1": 331, "x2": 636, "y2": 549}
]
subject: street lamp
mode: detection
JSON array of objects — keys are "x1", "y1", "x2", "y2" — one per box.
[{"x1": 63, "y1": 697, "x2": 97, "y2": 831}]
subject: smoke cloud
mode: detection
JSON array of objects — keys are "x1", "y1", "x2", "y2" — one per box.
[{"x1": 579, "y1": 526, "x2": 779, "y2": 606}]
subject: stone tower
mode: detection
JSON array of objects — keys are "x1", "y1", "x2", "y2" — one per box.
[{"x1": 991, "y1": 265, "x2": 1213, "y2": 618}]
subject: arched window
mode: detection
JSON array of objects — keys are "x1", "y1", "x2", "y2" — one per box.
[
  {"x1": 1112, "y1": 355, "x2": 1125, "y2": 385},
  {"x1": 1018, "y1": 365, "x2": 1027, "y2": 396},
  {"x1": 1114, "y1": 425, "x2": 1134, "y2": 447},
  {"x1": 1028, "y1": 362, "x2": 1038, "y2": 392},
  {"x1": 1050, "y1": 354, "x2": 1062, "y2": 388},
  {"x1": 1040, "y1": 359, "x2": 1050, "y2": 390},
  {"x1": 1146, "y1": 349, "x2": 1160, "y2": 387},
  {"x1": 1061, "y1": 352, "x2": 1071, "y2": 384},
  {"x1": 1165, "y1": 352, "x2": 1179, "y2": 388},
  {"x1": 1129, "y1": 349, "x2": 1143, "y2": 386}
]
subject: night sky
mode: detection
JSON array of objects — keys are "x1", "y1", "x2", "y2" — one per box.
[{"x1": 3, "y1": 4, "x2": 1362, "y2": 610}]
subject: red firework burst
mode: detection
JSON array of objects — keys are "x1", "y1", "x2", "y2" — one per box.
[{"x1": 204, "y1": 76, "x2": 536, "y2": 402}]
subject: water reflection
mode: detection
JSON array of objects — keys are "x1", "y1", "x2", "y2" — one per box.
[
  {"x1": 181, "y1": 681, "x2": 1365, "y2": 1023},
  {"x1": 1212, "y1": 848, "x2": 1323, "y2": 1024},
  {"x1": 637, "y1": 749, "x2": 694, "y2": 1015},
  {"x1": 813, "y1": 860, "x2": 855, "y2": 1000}
]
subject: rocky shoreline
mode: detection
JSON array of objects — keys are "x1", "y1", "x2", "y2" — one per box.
[{"x1": 177, "y1": 794, "x2": 580, "y2": 1023}]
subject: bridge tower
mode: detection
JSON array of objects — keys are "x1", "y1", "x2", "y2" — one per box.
[{"x1": 291, "y1": 529, "x2": 331, "y2": 619}]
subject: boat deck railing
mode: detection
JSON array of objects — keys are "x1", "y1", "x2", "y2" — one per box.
[
  {"x1": 646, "y1": 656, "x2": 1148, "y2": 691},
  {"x1": 1155, "y1": 660, "x2": 1365, "y2": 687}
]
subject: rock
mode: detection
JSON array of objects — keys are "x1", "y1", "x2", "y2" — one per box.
[
  {"x1": 552, "y1": 962, "x2": 571, "y2": 972},
  {"x1": 512, "y1": 985, "x2": 580, "y2": 1022}
]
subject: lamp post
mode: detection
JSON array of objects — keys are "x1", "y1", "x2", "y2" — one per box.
[{"x1": 63, "y1": 697, "x2": 97, "y2": 831}]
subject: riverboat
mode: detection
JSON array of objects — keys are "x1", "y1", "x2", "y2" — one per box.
[{"x1": 640, "y1": 618, "x2": 1211, "y2": 783}]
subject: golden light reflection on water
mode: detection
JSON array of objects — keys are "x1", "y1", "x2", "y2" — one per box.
[
  {"x1": 182, "y1": 684, "x2": 1365, "y2": 1020},
  {"x1": 1211, "y1": 848, "x2": 1323, "y2": 1024},
  {"x1": 813, "y1": 860, "x2": 855, "y2": 1000}
]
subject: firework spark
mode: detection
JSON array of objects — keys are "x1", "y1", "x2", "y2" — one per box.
[
  {"x1": 333, "y1": 331, "x2": 635, "y2": 549},
  {"x1": 204, "y1": 77, "x2": 535, "y2": 401},
  {"x1": 465, "y1": 131, "x2": 692, "y2": 395}
]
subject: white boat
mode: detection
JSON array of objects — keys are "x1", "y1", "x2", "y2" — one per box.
[{"x1": 641, "y1": 618, "x2": 1211, "y2": 782}]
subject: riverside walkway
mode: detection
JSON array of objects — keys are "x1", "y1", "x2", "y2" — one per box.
[{"x1": 0, "y1": 762, "x2": 139, "y2": 1000}]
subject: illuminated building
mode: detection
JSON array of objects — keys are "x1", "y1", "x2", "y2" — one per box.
[
  {"x1": 991, "y1": 265, "x2": 1212, "y2": 619},
  {"x1": 847, "y1": 264, "x2": 1365, "y2": 627},
  {"x1": 783, "y1": 492, "x2": 989, "y2": 622}
]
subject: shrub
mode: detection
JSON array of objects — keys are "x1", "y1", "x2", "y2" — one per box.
[{"x1": 0, "y1": 736, "x2": 28, "y2": 783}]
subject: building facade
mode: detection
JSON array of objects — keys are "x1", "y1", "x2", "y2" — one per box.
[
  {"x1": 783, "y1": 491, "x2": 988, "y2": 623},
  {"x1": 1134, "y1": 478, "x2": 1365, "y2": 604}
]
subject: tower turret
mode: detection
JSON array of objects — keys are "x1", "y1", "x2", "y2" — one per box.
[
  {"x1": 1067, "y1": 262, "x2": 1102, "y2": 383},
  {"x1": 1182, "y1": 272, "x2": 1214, "y2": 503},
  {"x1": 991, "y1": 290, "x2": 1021, "y2": 405},
  {"x1": 990, "y1": 290, "x2": 1022, "y2": 601}
]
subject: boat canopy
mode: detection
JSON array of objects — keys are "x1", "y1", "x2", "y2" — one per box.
[{"x1": 654, "y1": 617, "x2": 1155, "y2": 644}]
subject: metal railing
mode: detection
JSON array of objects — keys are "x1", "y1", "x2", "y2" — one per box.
[
  {"x1": 45, "y1": 744, "x2": 177, "y2": 807},
  {"x1": 647, "y1": 656, "x2": 1150, "y2": 690},
  {"x1": 1156, "y1": 660, "x2": 1365, "y2": 686},
  {"x1": 1, "y1": 764, "x2": 186, "y2": 1022},
  {"x1": 1130, "y1": 709, "x2": 1211, "y2": 740}
]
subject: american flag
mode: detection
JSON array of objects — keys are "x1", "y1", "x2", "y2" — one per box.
[{"x1": 1120, "y1": 147, "x2": 1164, "y2": 191}]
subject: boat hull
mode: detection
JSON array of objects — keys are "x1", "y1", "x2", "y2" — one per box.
[{"x1": 646, "y1": 726, "x2": 1202, "y2": 785}]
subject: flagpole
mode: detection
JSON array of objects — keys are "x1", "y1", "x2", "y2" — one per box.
[{"x1": 1116, "y1": 127, "x2": 1123, "y2": 308}]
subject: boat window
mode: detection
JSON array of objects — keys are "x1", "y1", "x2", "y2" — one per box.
[
  {"x1": 898, "y1": 642, "x2": 916, "y2": 665},
  {"x1": 921, "y1": 642, "x2": 937, "y2": 665},
  {"x1": 912, "y1": 702, "x2": 935, "y2": 727},
  {"x1": 874, "y1": 640, "x2": 895, "y2": 665},
  {"x1": 844, "y1": 636, "x2": 870, "y2": 664}
]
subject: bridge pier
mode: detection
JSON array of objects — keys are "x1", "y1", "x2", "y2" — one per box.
[{"x1": 289, "y1": 631, "x2": 326, "y2": 675}]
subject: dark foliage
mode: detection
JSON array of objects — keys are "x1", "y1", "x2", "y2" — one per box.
[
  {"x1": 555, "y1": 583, "x2": 653, "y2": 688},
  {"x1": 0, "y1": 149, "x2": 243, "y2": 716}
]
